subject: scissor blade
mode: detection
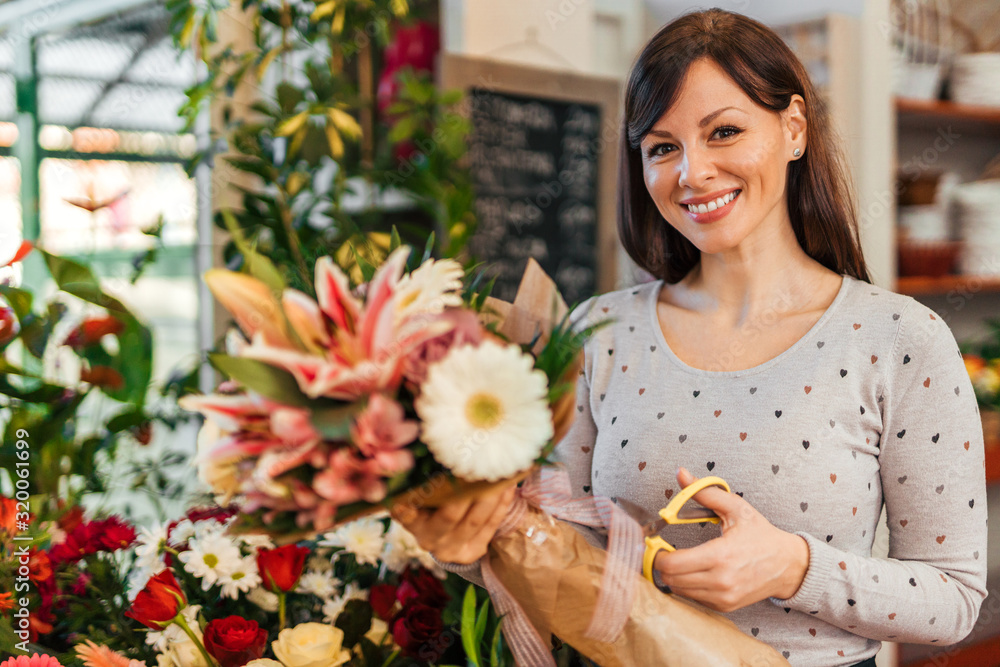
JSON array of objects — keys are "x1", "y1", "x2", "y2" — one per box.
[
  {"x1": 676, "y1": 505, "x2": 719, "y2": 520},
  {"x1": 614, "y1": 497, "x2": 669, "y2": 537}
]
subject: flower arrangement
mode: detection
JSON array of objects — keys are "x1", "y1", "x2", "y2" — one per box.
[
  {"x1": 181, "y1": 237, "x2": 595, "y2": 536},
  {"x1": 1, "y1": 501, "x2": 502, "y2": 666}
]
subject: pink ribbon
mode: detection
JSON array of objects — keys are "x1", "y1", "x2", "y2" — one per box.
[{"x1": 479, "y1": 466, "x2": 645, "y2": 667}]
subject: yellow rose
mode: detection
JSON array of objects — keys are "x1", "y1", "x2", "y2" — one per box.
[{"x1": 272, "y1": 622, "x2": 352, "y2": 667}]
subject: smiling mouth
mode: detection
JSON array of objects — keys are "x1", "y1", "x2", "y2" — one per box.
[{"x1": 682, "y1": 189, "x2": 741, "y2": 214}]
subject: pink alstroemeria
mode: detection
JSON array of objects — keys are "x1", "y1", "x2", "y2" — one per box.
[
  {"x1": 351, "y1": 393, "x2": 419, "y2": 475},
  {"x1": 211, "y1": 247, "x2": 454, "y2": 400}
]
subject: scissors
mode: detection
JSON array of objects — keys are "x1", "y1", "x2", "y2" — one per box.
[{"x1": 615, "y1": 476, "x2": 732, "y2": 585}]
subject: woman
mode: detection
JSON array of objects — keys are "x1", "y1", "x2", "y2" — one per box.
[{"x1": 391, "y1": 9, "x2": 987, "y2": 666}]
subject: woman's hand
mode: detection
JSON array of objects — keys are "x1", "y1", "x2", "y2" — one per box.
[
  {"x1": 389, "y1": 482, "x2": 518, "y2": 565},
  {"x1": 653, "y1": 467, "x2": 810, "y2": 612}
]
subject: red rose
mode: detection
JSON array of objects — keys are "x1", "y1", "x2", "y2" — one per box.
[
  {"x1": 0, "y1": 307, "x2": 18, "y2": 345},
  {"x1": 397, "y1": 567, "x2": 448, "y2": 608},
  {"x1": 125, "y1": 569, "x2": 186, "y2": 629},
  {"x1": 257, "y1": 544, "x2": 309, "y2": 593},
  {"x1": 391, "y1": 602, "x2": 445, "y2": 658},
  {"x1": 369, "y1": 583, "x2": 399, "y2": 621},
  {"x1": 203, "y1": 616, "x2": 268, "y2": 667}
]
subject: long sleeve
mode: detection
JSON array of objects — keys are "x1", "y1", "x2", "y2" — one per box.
[{"x1": 774, "y1": 299, "x2": 988, "y2": 645}]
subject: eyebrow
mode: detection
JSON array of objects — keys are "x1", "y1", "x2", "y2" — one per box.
[{"x1": 644, "y1": 106, "x2": 747, "y2": 139}]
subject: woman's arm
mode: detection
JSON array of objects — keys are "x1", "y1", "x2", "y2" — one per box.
[{"x1": 772, "y1": 300, "x2": 988, "y2": 645}]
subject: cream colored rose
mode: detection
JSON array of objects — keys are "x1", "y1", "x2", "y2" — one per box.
[
  {"x1": 272, "y1": 622, "x2": 351, "y2": 667},
  {"x1": 158, "y1": 635, "x2": 210, "y2": 667},
  {"x1": 245, "y1": 661, "x2": 284, "y2": 667}
]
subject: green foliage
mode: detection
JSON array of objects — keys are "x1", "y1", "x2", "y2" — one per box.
[
  {"x1": 169, "y1": 0, "x2": 478, "y2": 297},
  {"x1": 0, "y1": 249, "x2": 195, "y2": 511}
]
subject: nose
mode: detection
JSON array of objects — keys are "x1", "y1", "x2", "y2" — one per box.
[{"x1": 677, "y1": 145, "x2": 716, "y2": 191}]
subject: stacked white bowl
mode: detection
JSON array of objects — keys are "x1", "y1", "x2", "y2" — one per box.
[
  {"x1": 951, "y1": 53, "x2": 1000, "y2": 107},
  {"x1": 954, "y1": 179, "x2": 1000, "y2": 275}
]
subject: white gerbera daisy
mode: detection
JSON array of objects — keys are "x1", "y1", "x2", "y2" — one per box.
[
  {"x1": 238, "y1": 533, "x2": 275, "y2": 550},
  {"x1": 218, "y1": 555, "x2": 262, "y2": 599},
  {"x1": 296, "y1": 570, "x2": 341, "y2": 600},
  {"x1": 415, "y1": 341, "x2": 553, "y2": 481},
  {"x1": 393, "y1": 257, "x2": 465, "y2": 326},
  {"x1": 319, "y1": 518, "x2": 386, "y2": 566},
  {"x1": 322, "y1": 583, "x2": 367, "y2": 624},
  {"x1": 177, "y1": 531, "x2": 241, "y2": 590}
]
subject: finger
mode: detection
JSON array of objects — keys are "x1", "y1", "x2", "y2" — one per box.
[
  {"x1": 676, "y1": 466, "x2": 744, "y2": 520},
  {"x1": 460, "y1": 486, "x2": 515, "y2": 535},
  {"x1": 471, "y1": 486, "x2": 518, "y2": 545},
  {"x1": 421, "y1": 495, "x2": 476, "y2": 538},
  {"x1": 654, "y1": 540, "x2": 721, "y2": 576}
]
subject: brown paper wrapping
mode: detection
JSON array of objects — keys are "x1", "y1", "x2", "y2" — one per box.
[{"x1": 488, "y1": 505, "x2": 790, "y2": 667}]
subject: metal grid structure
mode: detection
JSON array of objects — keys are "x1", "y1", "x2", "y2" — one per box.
[{"x1": 0, "y1": 0, "x2": 198, "y2": 246}]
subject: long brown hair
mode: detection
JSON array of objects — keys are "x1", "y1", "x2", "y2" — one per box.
[{"x1": 618, "y1": 9, "x2": 870, "y2": 284}]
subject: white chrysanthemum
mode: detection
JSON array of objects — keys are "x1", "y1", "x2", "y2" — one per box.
[
  {"x1": 393, "y1": 257, "x2": 464, "y2": 325},
  {"x1": 146, "y1": 605, "x2": 202, "y2": 652},
  {"x1": 239, "y1": 533, "x2": 275, "y2": 551},
  {"x1": 296, "y1": 570, "x2": 341, "y2": 600},
  {"x1": 415, "y1": 341, "x2": 553, "y2": 481},
  {"x1": 319, "y1": 518, "x2": 386, "y2": 566},
  {"x1": 169, "y1": 519, "x2": 197, "y2": 546},
  {"x1": 247, "y1": 586, "x2": 280, "y2": 612},
  {"x1": 381, "y1": 521, "x2": 437, "y2": 574},
  {"x1": 218, "y1": 555, "x2": 262, "y2": 599},
  {"x1": 177, "y1": 531, "x2": 241, "y2": 590},
  {"x1": 134, "y1": 524, "x2": 169, "y2": 572},
  {"x1": 322, "y1": 583, "x2": 367, "y2": 624},
  {"x1": 306, "y1": 554, "x2": 333, "y2": 573}
]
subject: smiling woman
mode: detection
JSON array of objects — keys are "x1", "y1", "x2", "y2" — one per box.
[{"x1": 618, "y1": 10, "x2": 868, "y2": 286}]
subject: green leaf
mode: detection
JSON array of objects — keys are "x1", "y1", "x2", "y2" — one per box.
[
  {"x1": 461, "y1": 585, "x2": 481, "y2": 667},
  {"x1": 0, "y1": 286, "x2": 32, "y2": 319},
  {"x1": 475, "y1": 598, "x2": 489, "y2": 645},
  {"x1": 106, "y1": 408, "x2": 147, "y2": 434},
  {"x1": 219, "y1": 210, "x2": 286, "y2": 295},
  {"x1": 387, "y1": 116, "x2": 416, "y2": 144},
  {"x1": 41, "y1": 250, "x2": 133, "y2": 319},
  {"x1": 310, "y1": 401, "x2": 364, "y2": 440},
  {"x1": 334, "y1": 598, "x2": 372, "y2": 648},
  {"x1": 489, "y1": 617, "x2": 505, "y2": 667},
  {"x1": 208, "y1": 354, "x2": 314, "y2": 407},
  {"x1": 389, "y1": 226, "x2": 402, "y2": 253}
]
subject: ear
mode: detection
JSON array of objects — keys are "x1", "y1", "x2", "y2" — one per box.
[{"x1": 783, "y1": 94, "x2": 807, "y2": 156}]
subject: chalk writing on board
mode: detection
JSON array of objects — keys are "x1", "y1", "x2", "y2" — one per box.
[{"x1": 466, "y1": 88, "x2": 600, "y2": 306}]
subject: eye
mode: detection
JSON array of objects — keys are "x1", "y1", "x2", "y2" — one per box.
[
  {"x1": 644, "y1": 142, "x2": 674, "y2": 159},
  {"x1": 713, "y1": 125, "x2": 743, "y2": 139}
]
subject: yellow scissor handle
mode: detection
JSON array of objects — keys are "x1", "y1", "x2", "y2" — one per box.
[
  {"x1": 642, "y1": 536, "x2": 675, "y2": 583},
  {"x1": 642, "y1": 476, "x2": 732, "y2": 585},
  {"x1": 659, "y1": 475, "x2": 731, "y2": 525}
]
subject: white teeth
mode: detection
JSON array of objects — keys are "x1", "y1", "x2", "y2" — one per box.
[{"x1": 686, "y1": 190, "x2": 738, "y2": 213}]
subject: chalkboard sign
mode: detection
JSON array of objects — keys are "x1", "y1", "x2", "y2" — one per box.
[
  {"x1": 465, "y1": 89, "x2": 601, "y2": 306},
  {"x1": 440, "y1": 54, "x2": 621, "y2": 307}
]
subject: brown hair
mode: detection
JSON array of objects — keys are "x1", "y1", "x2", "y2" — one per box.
[{"x1": 617, "y1": 9, "x2": 870, "y2": 284}]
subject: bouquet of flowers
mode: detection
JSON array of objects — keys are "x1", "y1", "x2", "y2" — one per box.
[
  {"x1": 183, "y1": 241, "x2": 789, "y2": 666},
  {"x1": 1, "y1": 500, "x2": 494, "y2": 666}
]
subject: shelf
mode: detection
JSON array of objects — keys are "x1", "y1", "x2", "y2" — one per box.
[
  {"x1": 896, "y1": 98, "x2": 1000, "y2": 136},
  {"x1": 895, "y1": 275, "x2": 1000, "y2": 296}
]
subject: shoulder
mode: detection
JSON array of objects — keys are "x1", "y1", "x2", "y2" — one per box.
[
  {"x1": 847, "y1": 278, "x2": 962, "y2": 370},
  {"x1": 569, "y1": 280, "x2": 660, "y2": 332}
]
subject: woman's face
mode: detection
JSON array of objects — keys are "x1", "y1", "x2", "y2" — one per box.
[{"x1": 639, "y1": 57, "x2": 806, "y2": 257}]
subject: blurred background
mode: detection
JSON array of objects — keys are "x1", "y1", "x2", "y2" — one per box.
[{"x1": 1, "y1": 1, "x2": 999, "y2": 665}]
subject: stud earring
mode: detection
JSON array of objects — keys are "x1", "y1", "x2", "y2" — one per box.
[{"x1": 793, "y1": 148, "x2": 802, "y2": 157}]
